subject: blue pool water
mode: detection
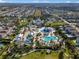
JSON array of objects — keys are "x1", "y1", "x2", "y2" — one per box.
[{"x1": 43, "y1": 36, "x2": 58, "y2": 42}]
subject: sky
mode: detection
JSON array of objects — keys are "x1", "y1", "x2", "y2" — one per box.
[{"x1": 0, "y1": 0, "x2": 79, "y2": 3}]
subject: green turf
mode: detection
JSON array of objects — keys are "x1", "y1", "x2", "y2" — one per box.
[{"x1": 20, "y1": 51, "x2": 59, "y2": 59}]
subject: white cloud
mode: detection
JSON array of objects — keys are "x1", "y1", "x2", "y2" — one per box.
[
  {"x1": 32, "y1": 0, "x2": 39, "y2": 3},
  {"x1": 0, "y1": 0, "x2": 6, "y2": 3},
  {"x1": 32, "y1": 0, "x2": 50, "y2": 3},
  {"x1": 66, "y1": 1, "x2": 71, "y2": 3},
  {"x1": 42, "y1": 0, "x2": 50, "y2": 3}
]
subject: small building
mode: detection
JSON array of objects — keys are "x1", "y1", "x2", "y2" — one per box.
[
  {"x1": 76, "y1": 32, "x2": 79, "y2": 46},
  {"x1": 32, "y1": 18, "x2": 43, "y2": 27}
]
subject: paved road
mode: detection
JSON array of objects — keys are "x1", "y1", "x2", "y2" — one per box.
[
  {"x1": 53, "y1": 14, "x2": 79, "y2": 32},
  {"x1": 0, "y1": 7, "x2": 19, "y2": 15}
]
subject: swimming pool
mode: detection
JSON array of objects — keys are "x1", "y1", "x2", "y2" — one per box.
[
  {"x1": 40, "y1": 27, "x2": 52, "y2": 33},
  {"x1": 43, "y1": 36, "x2": 58, "y2": 42}
]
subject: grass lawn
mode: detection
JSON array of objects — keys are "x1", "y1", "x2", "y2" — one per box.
[
  {"x1": 20, "y1": 51, "x2": 59, "y2": 59},
  {"x1": 0, "y1": 56, "x2": 2, "y2": 59},
  {"x1": 0, "y1": 50, "x2": 68, "y2": 59},
  {"x1": 45, "y1": 21, "x2": 66, "y2": 27},
  {"x1": 20, "y1": 50, "x2": 69, "y2": 59}
]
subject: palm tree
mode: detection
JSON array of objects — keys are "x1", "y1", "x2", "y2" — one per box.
[{"x1": 58, "y1": 51, "x2": 64, "y2": 59}]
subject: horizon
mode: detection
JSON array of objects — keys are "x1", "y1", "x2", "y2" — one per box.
[{"x1": 0, "y1": 0, "x2": 79, "y2": 3}]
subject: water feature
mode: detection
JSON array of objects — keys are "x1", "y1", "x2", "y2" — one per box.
[{"x1": 43, "y1": 36, "x2": 58, "y2": 42}]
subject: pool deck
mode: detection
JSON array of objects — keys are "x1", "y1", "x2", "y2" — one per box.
[{"x1": 13, "y1": 27, "x2": 60, "y2": 47}]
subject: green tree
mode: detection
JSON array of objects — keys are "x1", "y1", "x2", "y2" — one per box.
[{"x1": 58, "y1": 51, "x2": 64, "y2": 59}]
